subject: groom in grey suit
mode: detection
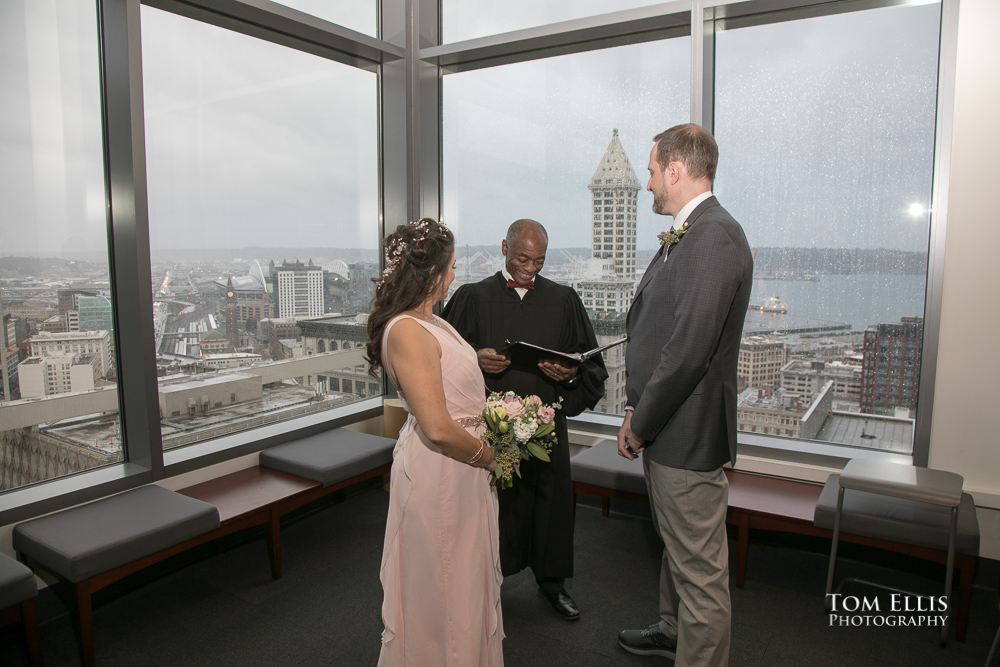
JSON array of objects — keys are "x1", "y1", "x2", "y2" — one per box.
[{"x1": 616, "y1": 124, "x2": 753, "y2": 667}]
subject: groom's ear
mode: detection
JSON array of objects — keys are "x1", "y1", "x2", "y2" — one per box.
[{"x1": 668, "y1": 161, "x2": 684, "y2": 183}]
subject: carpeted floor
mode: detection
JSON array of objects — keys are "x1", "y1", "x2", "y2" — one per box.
[{"x1": 2, "y1": 483, "x2": 997, "y2": 666}]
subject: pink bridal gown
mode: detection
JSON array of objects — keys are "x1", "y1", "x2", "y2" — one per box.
[{"x1": 378, "y1": 314, "x2": 504, "y2": 666}]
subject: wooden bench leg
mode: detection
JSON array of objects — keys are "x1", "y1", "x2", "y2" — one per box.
[
  {"x1": 728, "y1": 510, "x2": 749, "y2": 589},
  {"x1": 736, "y1": 512, "x2": 750, "y2": 588},
  {"x1": 74, "y1": 580, "x2": 95, "y2": 667},
  {"x1": 601, "y1": 496, "x2": 610, "y2": 517},
  {"x1": 266, "y1": 507, "x2": 282, "y2": 580},
  {"x1": 20, "y1": 598, "x2": 43, "y2": 667},
  {"x1": 956, "y1": 553, "x2": 973, "y2": 642}
]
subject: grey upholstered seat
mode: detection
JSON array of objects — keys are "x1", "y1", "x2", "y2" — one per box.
[
  {"x1": 570, "y1": 438, "x2": 647, "y2": 496},
  {"x1": 0, "y1": 552, "x2": 37, "y2": 610},
  {"x1": 814, "y1": 473, "x2": 980, "y2": 554},
  {"x1": 13, "y1": 485, "x2": 220, "y2": 583},
  {"x1": 259, "y1": 428, "x2": 395, "y2": 488}
]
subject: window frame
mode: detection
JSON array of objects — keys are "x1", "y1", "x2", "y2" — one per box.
[
  {"x1": 0, "y1": 0, "x2": 958, "y2": 525},
  {"x1": 427, "y1": 0, "x2": 956, "y2": 470},
  {"x1": 0, "y1": 0, "x2": 400, "y2": 524}
]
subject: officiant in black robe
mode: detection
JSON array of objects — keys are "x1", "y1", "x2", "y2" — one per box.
[{"x1": 442, "y1": 219, "x2": 607, "y2": 620}]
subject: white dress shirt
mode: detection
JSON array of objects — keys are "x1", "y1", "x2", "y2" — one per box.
[
  {"x1": 664, "y1": 190, "x2": 713, "y2": 262},
  {"x1": 501, "y1": 267, "x2": 530, "y2": 300}
]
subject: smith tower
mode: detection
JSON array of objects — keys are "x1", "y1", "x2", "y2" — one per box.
[{"x1": 589, "y1": 129, "x2": 640, "y2": 281}]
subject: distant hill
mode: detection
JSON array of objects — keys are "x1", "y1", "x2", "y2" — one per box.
[
  {"x1": 2, "y1": 246, "x2": 929, "y2": 277},
  {"x1": 0, "y1": 256, "x2": 100, "y2": 277},
  {"x1": 149, "y1": 248, "x2": 380, "y2": 264}
]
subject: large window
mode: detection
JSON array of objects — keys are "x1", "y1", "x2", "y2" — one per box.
[
  {"x1": 442, "y1": 38, "x2": 690, "y2": 415},
  {"x1": 443, "y1": 1, "x2": 944, "y2": 457},
  {"x1": 0, "y1": 0, "x2": 955, "y2": 510},
  {"x1": 0, "y1": 0, "x2": 123, "y2": 491},
  {"x1": 715, "y1": 2, "x2": 941, "y2": 453},
  {"x1": 141, "y1": 6, "x2": 380, "y2": 451}
]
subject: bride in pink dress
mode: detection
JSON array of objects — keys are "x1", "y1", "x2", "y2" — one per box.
[{"x1": 366, "y1": 219, "x2": 504, "y2": 666}]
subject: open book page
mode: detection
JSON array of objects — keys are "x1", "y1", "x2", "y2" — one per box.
[{"x1": 497, "y1": 336, "x2": 627, "y2": 368}]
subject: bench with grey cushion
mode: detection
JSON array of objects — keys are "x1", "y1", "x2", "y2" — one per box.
[
  {"x1": 570, "y1": 438, "x2": 649, "y2": 516},
  {"x1": 13, "y1": 485, "x2": 220, "y2": 667},
  {"x1": 9, "y1": 429, "x2": 394, "y2": 666},
  {"x1": 814, "y1": 470, "x2": 980, "y2": 643},
  {"x1": 259, "y1": 428, "x2": 395, "y2": 490},
  {"x1": 177, "y1": 428, "x2": 396, "y2": 583},
  {"x1": 0, "y1": 551, "x2": 42, "y2": 666}
]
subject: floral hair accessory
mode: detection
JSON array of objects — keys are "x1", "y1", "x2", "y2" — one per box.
[
  {"x1": 658, "y1": 221, "x2": 690, "y2": 246},
  {"x1": 377, "y1": 219, "x2": 449, "y2": 290}
]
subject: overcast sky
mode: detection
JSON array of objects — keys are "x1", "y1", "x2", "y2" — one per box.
[{"x1": 1, "y1": 0, "x2": 940, "y2": 260}]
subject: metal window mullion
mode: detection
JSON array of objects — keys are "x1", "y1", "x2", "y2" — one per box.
[
  {"x1": 98, "y1": 0, "x2": 163, "y2": 477},
  {"x1": 912, "y1": 0, "x2": 958, "y2": 468},
  {"x1": 378, "y1": 0, "x2": 441, "y2": 396},
  {"x1": 142, "y1": 0, "x2": 401, "y2": 70},
  {"x1": 691, "y1": 1, "x2": 715, "y2": 130}
]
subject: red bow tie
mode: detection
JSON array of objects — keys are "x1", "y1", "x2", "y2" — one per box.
[{"x1": 507, "y1": 279, "x2": 534, "y2": 290}]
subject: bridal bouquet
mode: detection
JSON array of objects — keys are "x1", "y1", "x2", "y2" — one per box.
[{"x1": 482, "y1": 391, "x2": 561, "y2": 489}]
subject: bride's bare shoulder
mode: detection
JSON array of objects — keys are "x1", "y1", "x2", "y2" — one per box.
[{"x1": 386, "y1": 316, "x2": 438, "y2": 352}]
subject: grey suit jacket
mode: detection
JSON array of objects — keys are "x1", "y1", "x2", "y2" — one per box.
[{"x1": 626, "y1": 196, "x2": 753, "y2": 471}]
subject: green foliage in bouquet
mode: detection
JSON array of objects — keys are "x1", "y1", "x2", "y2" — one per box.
[{"x1": 480, "y1": 391, "x2": 561, "y2": 489}]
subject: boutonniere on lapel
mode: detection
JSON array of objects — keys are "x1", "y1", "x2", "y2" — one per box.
[{"x1": 657, "y1": 222, "x2": 690, "y2": 247}]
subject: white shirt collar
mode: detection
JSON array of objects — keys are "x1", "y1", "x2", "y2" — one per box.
[
  {"x1": 501, "y1": 267, "x2": 528, "y2": 300},
  {"x1": 672, "y1": 190, "x2": 713, "y2": 229},
  {"x1": 663, "y1": 191, "x2": 713, "y2": 262}
]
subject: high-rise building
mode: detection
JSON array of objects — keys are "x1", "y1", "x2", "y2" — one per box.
[
  {"x1": 738, "y1": 337, "x2": 786, "y2": 391},
  {"x1": 272, "y1": 260, "x2": 324, "y2": 318},
  {"x1": 2, "y1": 315, "x2": 19, "y2": 401},
  {"x1": 860, "y1": 316, "x2": 923, "y2": 415},
  {"x1": 780, "y1": 359, "x2": 861, "y2": 402},
  {"x1": 588, "y1": 129, "x2": 640, "y2": 281},
  {"x1": 225, "y1": 277, "x2": 239, "y2": 350},
  {"x1": 299, "y1": 315, "x2": 380, "y2": 399},
  {"x1": 737, "y1": 381, "x2": 834, "y2": 440},
  {"x1": 591, "y1": 314, "x2": 627, "y2": 415},
  {"x1": 347, "y1": 262, "x2": 378, "y2": 316},
  {"x1": 258, "y1": 317, "x2": 302, "y2": 360},
  {"x1": 77, "y1": 296, "x2": 113, "y2": 332},
  {"x1": 17, "y1": 354, "x2": 101, "y2": 398},
  {"x1": 57, "y1": 286, "x2": 101, "y2": 316},
  {"x1": 29, "y1": 330, "x2": 113, "y2": 377},
  {"x1": 214, "y1": 272, "x2": 272, "y2": 325}
]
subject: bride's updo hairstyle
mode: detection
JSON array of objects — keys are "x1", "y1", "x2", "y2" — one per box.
[{"x1": 366, "y1": 218, "x2": 454, "y2": 376}]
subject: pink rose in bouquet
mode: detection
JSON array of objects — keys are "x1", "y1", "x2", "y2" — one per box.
[
  {"x1": 528, "y1": 395, "x2": 542, "y2": 406},
  {"x1": 502, "y1": 397, "x2": 525, "y2": 418},
  {"x1": 537, "y1": 406, "x2": 555, "y2": 425}
]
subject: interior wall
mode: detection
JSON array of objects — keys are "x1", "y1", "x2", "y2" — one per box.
[{"x1": 928, "y1": 0, "x2": 1000, "y2": 559}]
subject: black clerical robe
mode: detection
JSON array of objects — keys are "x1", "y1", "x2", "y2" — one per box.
[{"x1": 442, "y1": 272, "x2": 608, "y2": 580}]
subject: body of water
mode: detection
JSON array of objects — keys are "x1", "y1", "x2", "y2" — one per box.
[{"x1": 750, "y1": 274, "x2": 926, "y2": 332}]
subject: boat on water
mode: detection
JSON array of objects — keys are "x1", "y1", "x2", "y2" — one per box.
[{"x1": 748, "y1": 296, "x2": 788, "y2": 314}]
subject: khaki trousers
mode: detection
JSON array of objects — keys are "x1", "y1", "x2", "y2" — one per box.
[{"x1": 643, "y1": 457, "x2": 731, "y2": 667}]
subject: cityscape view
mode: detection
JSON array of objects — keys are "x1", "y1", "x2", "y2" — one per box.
[{"x1": 1, "y1": 130, "x2": 928, "y2": 492}]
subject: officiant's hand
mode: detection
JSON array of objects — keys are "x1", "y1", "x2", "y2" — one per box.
[
  {"x1": 538, "y1": 361, "x2": 576, "y2": 383},
  {"x1": 477, "y1": 348, "x2": 510, "y2": 375}
]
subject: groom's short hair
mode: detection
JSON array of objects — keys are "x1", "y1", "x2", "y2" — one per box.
[{"x1": 653, "y1": 124, "x2": 718, "y2": 183}]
